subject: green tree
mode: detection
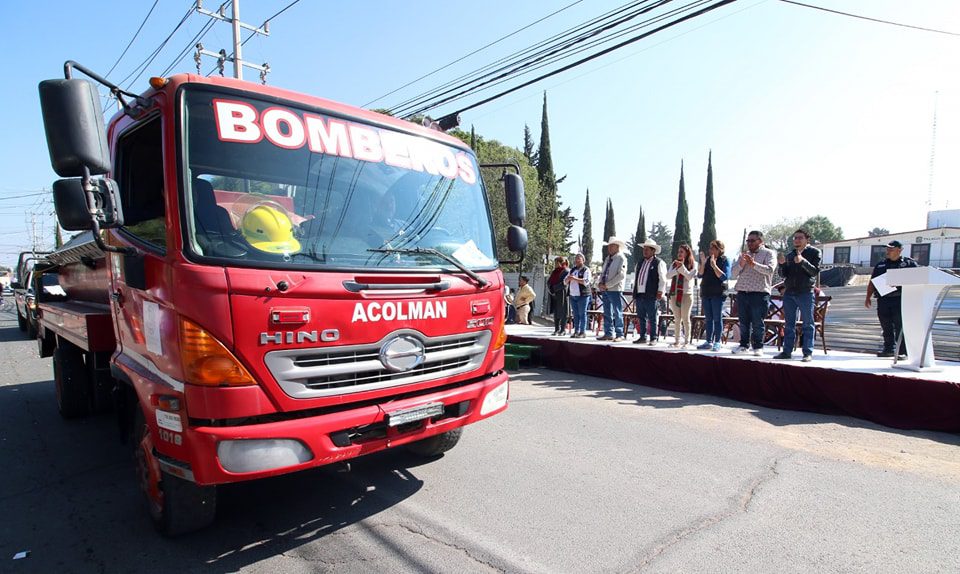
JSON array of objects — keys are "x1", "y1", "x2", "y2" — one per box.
[
  {"x1": 671, "y1": 161, "x2": 692, "y2": 260},
  {"x1": 560, "y1": 206, "x2": 577, "y2": 252},
  {"x1": 536, "y1": 93, "x2": 555, "y2": 188},
  {"x1": 581, "y1": 189, "x2": 594, "y2": 264},
  {"x1": 535, "y1": 92, "x2": 566, "y2": 261},
  {"x1": 760, "y1": 217, "x2": 804, "y2": 253},
  {"x1": 649, "y1": 221, "x2": 673, "y2": 251},
  {"x1": 868, "y1": 227, "x2": 889, "y2": 237},
  {"x1": 698, "y1": 150, "x2": 716, "y2": 256},
  {"x1": 603, "y1": 198, "x2": 616, "y2": 244},
  {"x1": 54, "y1": 225, "x2": 63, "y2": 249},
  {"x1": 801, "y1": 215, "x2": 844, "y2": 244},
  {"x1": 469, "y1": 125, "x2": 476, "y2": 151},
  {"x1": 522, "y1": 124, "x2": 537, "y2": 167},
  {"x1": 628, "y1": 207, "x2": 646, "y2": 272}
]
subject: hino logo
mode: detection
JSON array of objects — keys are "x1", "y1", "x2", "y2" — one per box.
[{"x1": 259, "y1": 330, "x2": 340, "y2": 345}]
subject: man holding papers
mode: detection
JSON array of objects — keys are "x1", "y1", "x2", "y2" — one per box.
[{"x1": 865, "y1": 240, "x2": 919, "y2": 358}]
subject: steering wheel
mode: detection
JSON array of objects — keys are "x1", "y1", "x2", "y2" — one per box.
[{"x1": 200, "y1": 231, "x2": 248, "y2": 258}]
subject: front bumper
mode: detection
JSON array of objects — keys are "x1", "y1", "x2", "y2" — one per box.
[{"x1": 176, "y1": 371, "x2": 509, "y2": 485}]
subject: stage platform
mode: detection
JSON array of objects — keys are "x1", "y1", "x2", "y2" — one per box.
[{"x1": 507, "y1": 324, "x2": 960, "y2": 433}]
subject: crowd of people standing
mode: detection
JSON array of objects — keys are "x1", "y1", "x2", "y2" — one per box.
[{"x1": 508, "y1": 227, "x2": 924, "y2": 361}]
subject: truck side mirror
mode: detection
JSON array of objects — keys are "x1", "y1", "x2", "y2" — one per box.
[
  {"x1": 10, "y1": 282, "x2": 22, "y2": 290},
  {"x1": 507, "y1": 226, "x2": 527, "y2": 253},
  {"x1": 53, "y1": 178, "x2": 124, "y2": 230},
  {"x1": 38, "y1": 79, "x2": 111, "y2": 177},
  {"x1": 504, "y1": 173, "x2": 525, "y2": 227}
]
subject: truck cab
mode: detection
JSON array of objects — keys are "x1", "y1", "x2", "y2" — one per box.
[{"x1": 37, "y1": 65, "x2": 527, "y2": 535}]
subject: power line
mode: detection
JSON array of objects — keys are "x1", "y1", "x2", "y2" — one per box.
[
  {"x1": 160, "y1": 18, "x2": 217, "y2": 76},
  {"x1": 118, "y1": 4, "x2": 197, "y2": 91},
  {"x1": 779, "y1": 0, "x2": 960, "y2": 37},
  {"x1": 363, "y1": 0, "x2": 585, "y2": 108},
  {"x1": 0, "y1": 192, "x2": 49, "y2": 201},
  {"x1": 444, "y1": 0, "x2": 738, "y2": 117},
  {"x1": 105, "y1": 0, "x2": 161, "y2": 79},
  {"x1": 387, "y1": 0, "x2": 661, "y2": 116},
  {"x1": 401, "y1": 0, "x2": 711, "y2": 117}
]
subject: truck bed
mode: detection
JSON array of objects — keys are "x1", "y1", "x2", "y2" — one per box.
[{"x1": 39, "y1": 300, "x2": 115, "y2": 352}]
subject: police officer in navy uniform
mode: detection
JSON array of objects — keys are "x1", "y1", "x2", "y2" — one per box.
[{"x1": 865, "y1": 240, "x2": 918, "y2": 358}]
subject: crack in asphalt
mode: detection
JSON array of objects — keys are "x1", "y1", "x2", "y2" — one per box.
[
  {"x1": 392, "y1": 520, "x2": 507, "y2": 573},
  {"x1": 628, "y1": 455, "x2": 787, "y2": 573}
]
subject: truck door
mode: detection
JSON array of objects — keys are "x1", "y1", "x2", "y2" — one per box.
[{"x1": 108, "y1": 114, "x2": 175, "y2": 374}]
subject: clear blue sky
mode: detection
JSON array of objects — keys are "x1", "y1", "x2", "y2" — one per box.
[{"x1": 1, "y1": 0, "x2": 958, "y2": 269}]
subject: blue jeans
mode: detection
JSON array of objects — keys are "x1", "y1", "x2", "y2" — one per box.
[
  {"x1": 737, "y1": 291, "x2": 769, "y2": 350},
  {"x1": 635, "y1": 296, "x2": 658, "y2": 339},
  {"x1": 702, "y1": 295, "x2": 724, "y2": 343},
  {"x1": 602, "y1": 291, "x2": 624, "y2": 337},
  {"x1": 782, "y1": 290, "x2": 815, "y2": 356},
  {"x1": 570, "y1": 295, "x2": 588, "y2": 334}
]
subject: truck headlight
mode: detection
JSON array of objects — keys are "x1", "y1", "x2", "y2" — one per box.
[
  {"x1": 480, "y1": 380, "x2": 509, "y2": 415},
  {"x1": 217, "y1": 439, "x2": 313, "y2": 473}
]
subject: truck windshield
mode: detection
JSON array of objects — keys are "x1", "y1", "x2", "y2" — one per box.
[{"x1": 181, "y1": 88, "x2": 497, "y2": 271}]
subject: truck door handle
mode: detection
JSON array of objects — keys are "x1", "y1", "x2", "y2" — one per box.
[{"x1": 111, "y1": 290, "x2": 124, "y2": 306}]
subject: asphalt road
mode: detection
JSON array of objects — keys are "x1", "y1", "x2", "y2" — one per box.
[{"x1": 1, "y1": 309, "x2": 958, "y2": 573}]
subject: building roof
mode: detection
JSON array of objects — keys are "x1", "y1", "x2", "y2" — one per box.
[{"x1": 819, "y1": 227, "x2": 960, "y2": 246}]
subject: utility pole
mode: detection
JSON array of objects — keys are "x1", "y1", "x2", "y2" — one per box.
[{"x1": 194, "y1": 0, "x2": 270, "y2": 82}]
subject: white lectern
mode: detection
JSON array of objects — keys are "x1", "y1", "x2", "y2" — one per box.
[{"x1": 884, "y1": 267, "x2": 960, "y2": 372}]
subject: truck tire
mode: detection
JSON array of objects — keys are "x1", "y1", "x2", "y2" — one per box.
[
  {"x1": 406, "y1": 428, "x2": 463, "y2": 457},
  {"x1": 53, "y1": 345, "x2": 90, "y2": 419},
  {"x1": 17, "y1": 310, "x2": 26, "y2": 331},
  {"x1": 26, "y1": 316, "x2": 37, "y2": 339},
  {"x1": 133, "y1": 408, "x2": 216, "y2": 536}
]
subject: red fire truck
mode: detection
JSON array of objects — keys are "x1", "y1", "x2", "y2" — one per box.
[{"x1": 36, "y1": 61, "x2": 527, "y2": 535}]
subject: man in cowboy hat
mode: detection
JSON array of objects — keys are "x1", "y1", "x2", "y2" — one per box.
[
  {"x1": 632, "y1": 238, "x2": 667, "y2": 345},
  {"x1": 597, "y1": 236, "x2": 628, "y2": 341}
]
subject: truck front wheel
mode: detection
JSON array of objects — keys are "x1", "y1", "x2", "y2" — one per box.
[
  {"x1": 406, "y1": 428, "x2": 463, "y2": 457},
  {"x1": 53, "y1": 345, "x2": 90, "y2": 418},
  {"x1": 133, "y1": 408, "x2": 216, "y2": 536}
]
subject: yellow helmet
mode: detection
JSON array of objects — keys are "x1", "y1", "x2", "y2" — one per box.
[{"x1": 240, "y1": 204, "x2": 301, "y2": 255}]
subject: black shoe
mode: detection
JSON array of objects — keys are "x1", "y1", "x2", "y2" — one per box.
[
  {"x1": 773, "y1": 352, "x2": 792, "y2": 360},
  {"x1": 633, "y1": 336, "x2": 648, "y2": 344},
  {"x1": 877, "y1": 350, "x2": 895, "y2": 358},
  {"x1": 801, "y1": 354, "x2": 813, "y2": 363}
]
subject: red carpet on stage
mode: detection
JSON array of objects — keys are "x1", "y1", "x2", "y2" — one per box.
[{"x1": 508, "y1": 333, "x2": 960, "y2": 433}]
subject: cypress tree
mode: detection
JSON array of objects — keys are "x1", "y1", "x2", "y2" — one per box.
[
  {"x1": 603, "y1": 198, "x2": 616, "y2": 243},
  {"x1": 671, "y1": 161, "x2": 692, "y2": 260},
  {"x1": 697, "y1": 150, "x2": 716, "y2": 256},
  {"x1": 522, "y1": 124, "x2": 537, "y2": 166},
  {"x1": 536, "y1": 92, "x2": 560, "y2": 256},
  {"x1": 631, "y1": 207, "x2": 646, "y2": 268},
  {"x1": 55, "y1": 225, "x2": 63, "y2": 249},
  {"x1": 469, "y1": 125, "x2": 476, "y2": 151},
  {"x1": 536, "y1": 93, "x2": 555, "y2": 187},
  {"x1": 581, "y1": 189, "x2": 594, "y2": 264}
]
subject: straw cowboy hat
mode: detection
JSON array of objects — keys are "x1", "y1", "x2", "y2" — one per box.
[
  {"x1": 637, "y1": 238, "x2": 662, "y2": 254},
  {"x1": 606, "y1": 236, "x2": 628, "y2": 249}
]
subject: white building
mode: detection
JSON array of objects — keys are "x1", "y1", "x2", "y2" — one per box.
[{"x1": 820, "y1": 227, "x2": 960, "y2": 268}]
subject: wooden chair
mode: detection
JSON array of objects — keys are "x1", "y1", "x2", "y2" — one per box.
[
  {"x1": 622, "y1": 294, "x2": 638, "y2": 336},
  {"x1": 690, "y1": 315, "x2": 705, "y2": 340},
  {"x1": 721, "y1": 293, "x2": 739, "y2": 343},
  {"x1": 764, "y1": 294, "x2": 832, "y2": 354},
  {"x1": 586, "y1": 296, "x2": 604, "y2": 335}
]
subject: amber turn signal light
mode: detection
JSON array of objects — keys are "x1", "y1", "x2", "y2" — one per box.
[{"x1": 179, "y1": 317, "x2": 255, "y2": 386}]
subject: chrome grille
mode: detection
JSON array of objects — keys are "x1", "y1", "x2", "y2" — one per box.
[{"x1": 264, "y1": 330, "x2": 491, "y2": 399}]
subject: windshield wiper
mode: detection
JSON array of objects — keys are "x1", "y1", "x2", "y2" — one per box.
[{"x1": 368, "y1": 247, "x2": 490, "y2": 287}]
